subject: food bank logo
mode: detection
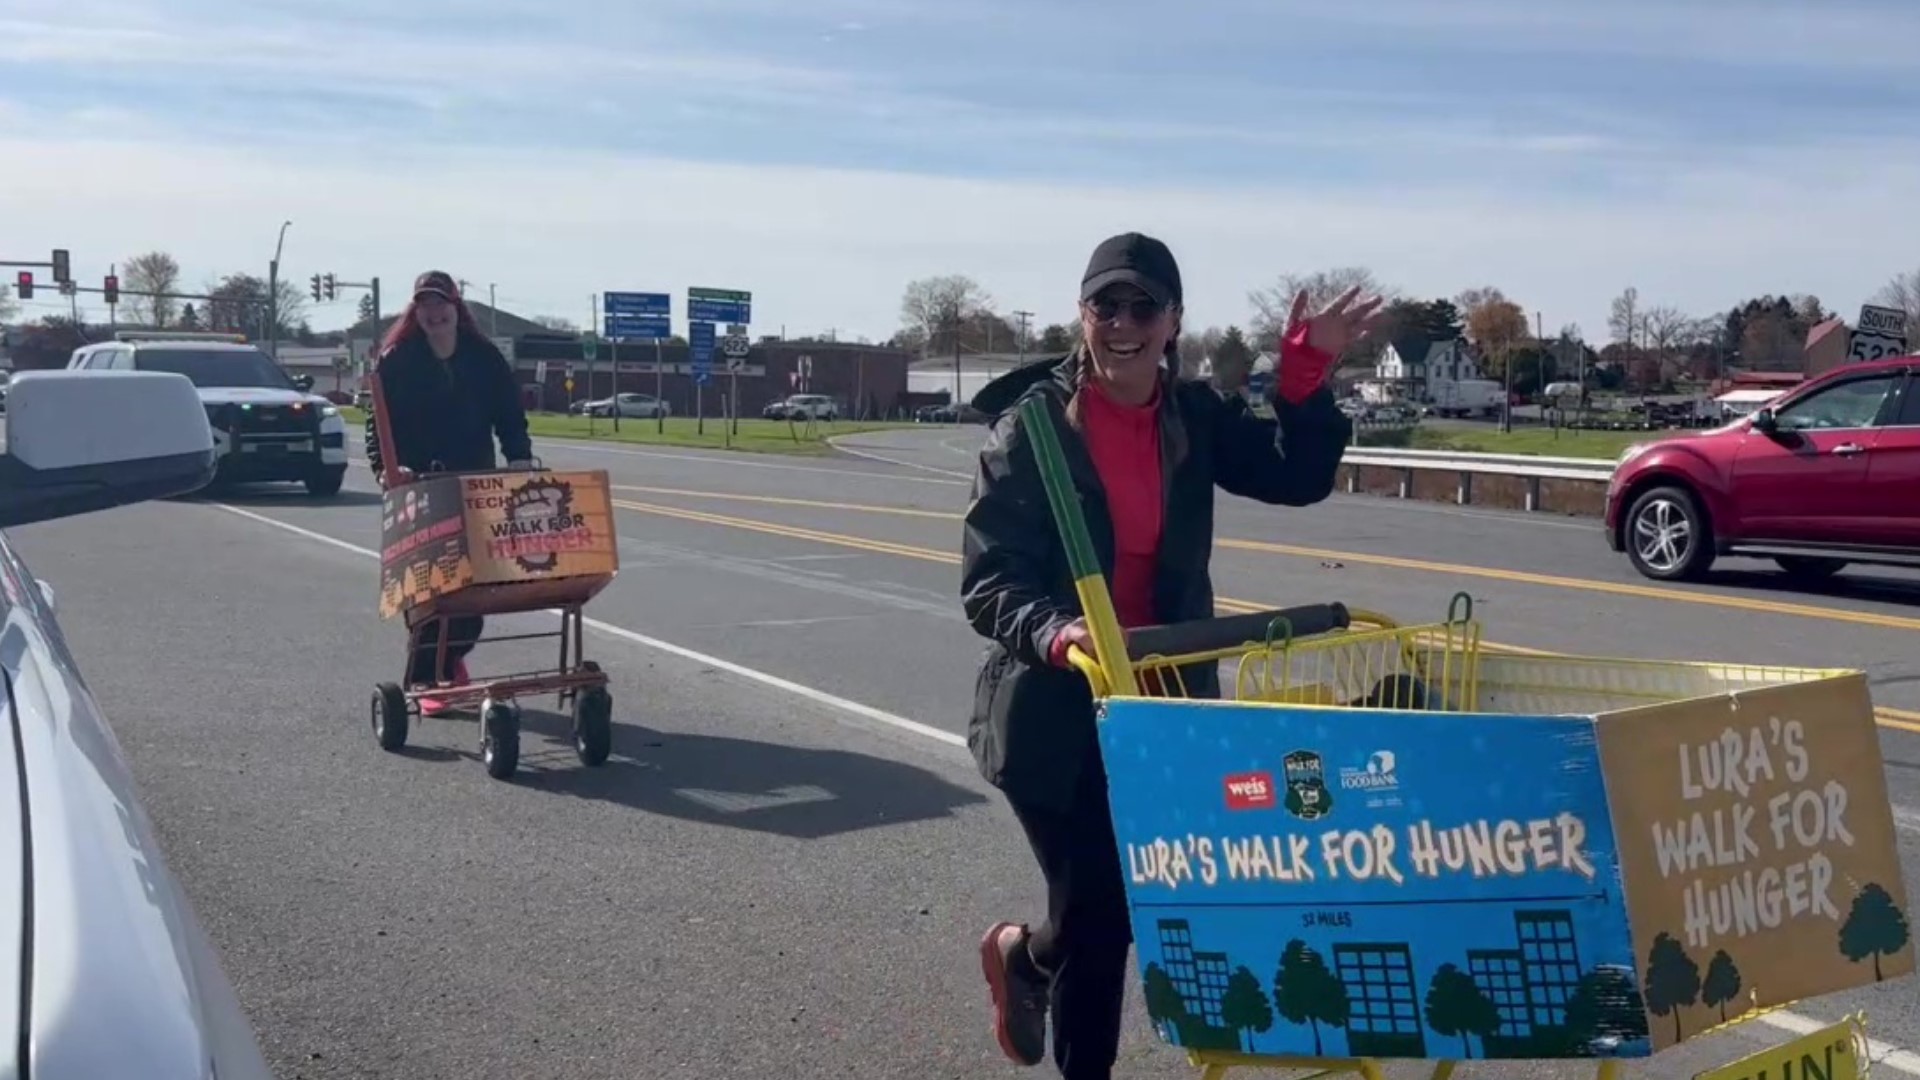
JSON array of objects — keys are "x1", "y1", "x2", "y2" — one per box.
[{"x1": 1224, "y1": 771, "x2": 1276, "y2": 811}]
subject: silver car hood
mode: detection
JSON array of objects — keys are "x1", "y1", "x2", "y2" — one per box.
[{"x1": 0, "y1": 601, "x2": 272, "y2": 1080}]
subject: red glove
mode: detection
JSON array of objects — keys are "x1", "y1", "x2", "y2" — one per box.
[{"x1": 1276, "y1": 322, "x2": 1337, "y2": 406}]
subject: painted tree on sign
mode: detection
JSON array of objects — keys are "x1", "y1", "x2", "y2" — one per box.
[
  {"x1": 1220, "y1": 965, "x2": 1275, "y2": 1052},
  {"x1": 1839, "y1": 882, "x2": 1912, "y2": 982},
  {"x1": 1423, "y1": 963, "x2": 1501, "y2": 1059},
  {"x1": 1142, "y1": 963, "x2": 1189, "y2": 1042},
  {"x1": 1700, "y1": 950, "x2": 1743, "y2": 1022},
  {"x1": 1273, "y1": 939, "x2": 1350, "y2": 1055},
  {"x1": 1564, "y1": 966, "x2": 1650, "y2": 1054},
  {"x1": 1643, "y1": 932, "x2": 1702, "y2": 1043}
]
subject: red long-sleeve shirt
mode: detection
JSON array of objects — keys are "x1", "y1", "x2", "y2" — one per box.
[
  {"x1": 1047, "y1": 327, "x2": 1334, "y2": 669},
  {"x1": 1080, "y1": 378, "x2": 1165, "y2": 631}
]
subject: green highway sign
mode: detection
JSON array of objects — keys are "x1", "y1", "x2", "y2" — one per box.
[{"x1": 688, "y1": 287, "x2": 752, "y2": 325}]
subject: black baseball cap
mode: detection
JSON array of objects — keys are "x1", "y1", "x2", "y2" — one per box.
[
  {"x1": 413, "y1": 270, "x2": 459, "y2": 302},
  {"x1": 1080, "y1": 232, "x2": 1182, "y2": 307}
]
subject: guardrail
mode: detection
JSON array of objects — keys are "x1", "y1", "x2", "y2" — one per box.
[{"x1": 1337, "y1": 447, "x2": 1617, "y2": 515}]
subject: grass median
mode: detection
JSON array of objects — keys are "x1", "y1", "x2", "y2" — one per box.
[{"x1": 340, "y1": 407, "x2": 918, "y2": 456}]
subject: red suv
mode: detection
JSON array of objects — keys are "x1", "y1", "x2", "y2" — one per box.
[{"x1": 1605, "y1": 356, "x2": 1920, "y2": 581}]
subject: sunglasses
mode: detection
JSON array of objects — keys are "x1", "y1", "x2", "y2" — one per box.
[{"x1": 1084, "y1": 294, "x2": 1167, "y2": 324}]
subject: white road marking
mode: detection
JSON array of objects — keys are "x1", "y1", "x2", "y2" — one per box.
[
  {"x1": 673, "y1": 784, "x2": 837, "y2": 814},
  {"x1": 208, "y1": 502, "x2": 967, "y2": 750},
  {"x1": 1896, "y1": 804, "x2": 1920, "y2": 834},
  {"x1": 1752, "y1": 1009, "x2": 1920, "y2": 1076},
  {"x1": 208, "y1": 498, "x2": 1920, "y2": 1067},
  {"x1": 825, "y1": 436, "x2": 973, "y2": 480}
]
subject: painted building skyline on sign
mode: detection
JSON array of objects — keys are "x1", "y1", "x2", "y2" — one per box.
[{"x1": 1098, "y1": 697, "x2": 1644, "y2": 1060}]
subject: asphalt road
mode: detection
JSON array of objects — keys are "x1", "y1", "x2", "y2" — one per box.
[{"x1": 4, "y1": 424, "x2": 1916, "y2": 1080}]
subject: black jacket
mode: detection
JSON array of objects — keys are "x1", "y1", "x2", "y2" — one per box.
[
  {"x1": 959, "y1": 353, "x2": 1352, "y2": 813},
  {"x1": 364, "y1": 331, "x2": 532, "y2": 477}
]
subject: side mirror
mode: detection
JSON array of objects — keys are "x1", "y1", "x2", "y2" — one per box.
[
  {"x1": 0, "y1": 371, "x2": 217, "y2": 529},
  {"x1": 1751, "y1": 408, "x2": 1778, "y2": 434},
  {"x1": 292, "y1": 374, "x2": 315, "y2": 392}
]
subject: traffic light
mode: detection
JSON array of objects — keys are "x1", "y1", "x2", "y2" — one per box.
[
  {"x1": 51, "y1": 249, "x2": 70, "y2": 284},
  {"x1": 103, "y1": 274, "x2": 119, "y2": 305},
  {"x1": 310, "y1": 274, "x2": 323, "y2": 302},
  {"x1": 14, "y1": 271, "x2": 31, "y2": 300},
  {"x1": 323, "y1": 273, "x2": 337, "y2": 301}
]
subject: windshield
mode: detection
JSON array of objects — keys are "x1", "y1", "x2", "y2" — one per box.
[{"x1": 133, "y1": 348, "x2": 294, "y2": 390}]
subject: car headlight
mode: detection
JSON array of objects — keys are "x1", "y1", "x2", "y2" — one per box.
[
  {"x1": 1616, "y1": 442, "x2": 1650, "y2": 466},
  {"x1": 320, "y1": 404, "x2": 339, "y2": 419}
]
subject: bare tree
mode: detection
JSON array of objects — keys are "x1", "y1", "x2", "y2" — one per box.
[
  {"x1": 1454, "y1": 285, "x2": 1509, "y2": 313},
  {"x1": 0, "y1": 284, "x2": 16, "y2": 324},
  {"x1": 532, "y1": 315, "x2": 579, "y2": 332},
  {"x1": 899, "y1": 274, "x2": 993, "y2": 356},
  {"x1": 1248, "y1": 267, "x2": 1395, "y2": 346},
  {"x1": 1874, "y1": 268, "x2": 1920, "y2": 342},
  {"x1": 1642, "y1": 306, "x2": 1698, "y2": 353},
  {"x1": 202, "y1": 272, "x2": 306, "y2": 339},
  {"x1": 1177, "y1": 327, "x2": 1224, "y2": 381},
  {"x1": 122, "y1": 251, "x2": 182, "y2": 327},
  {"x1": 1608, "y1": 287, "x2": 1640, "y2": 347}
]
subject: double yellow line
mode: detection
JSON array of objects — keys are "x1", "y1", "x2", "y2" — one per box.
[
  {"x1": 610, "y1": 484, "x2": 1920, "y2": 634},
  {"x1": 607, "y1": 490, "x2": 1920, "y2": 736}
]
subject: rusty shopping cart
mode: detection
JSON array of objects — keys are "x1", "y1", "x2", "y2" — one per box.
[{"x1": 365, "y1": 355, "x2": 619, "y2": 781}]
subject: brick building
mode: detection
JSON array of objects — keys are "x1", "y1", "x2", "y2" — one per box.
[
  {"x1": 343, "y1": 306, "x2": 915, "y2": 419},
  {"x1": 517, "y1": 338, "x2": 914, "y2": 419}
]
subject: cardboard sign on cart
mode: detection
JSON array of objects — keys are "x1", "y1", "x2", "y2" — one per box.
[
  {"x1": 1098, "y1": 657, "x2": 1913, "y2": 1063},
  {"x1": 379, "y1": 468, "x2": 618, "y2": 619}
]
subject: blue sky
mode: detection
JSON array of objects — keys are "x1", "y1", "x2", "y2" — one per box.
[{"x1": 4, "y1": 0, "x2": 1919, "y2": 342}]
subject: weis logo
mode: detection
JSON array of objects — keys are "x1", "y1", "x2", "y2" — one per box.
[{"x1": 1224, "y1": 771, "x2": 1276, "y2": 810}]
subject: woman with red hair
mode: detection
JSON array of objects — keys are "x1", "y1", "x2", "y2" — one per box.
[{"x1": 366, "y1": 270, "x2": 535, "y2": 714}]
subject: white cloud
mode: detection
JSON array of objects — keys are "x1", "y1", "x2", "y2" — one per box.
[{"x1": 7, "y1": 126, "x2": 1918, "y2": 344}]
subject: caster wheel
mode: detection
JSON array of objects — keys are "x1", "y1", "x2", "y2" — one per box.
[
  {"x1": 481, "y1": 700, "x2": 520, "y2": 780},
  {"x1": 573, "y1": 686, "x2": 613, "y2": 767},
  {"x1": 372, "y1": 682, "x2": 409, "y2": 752}
]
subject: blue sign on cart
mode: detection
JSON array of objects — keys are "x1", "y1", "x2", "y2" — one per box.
[{"x1": 1097, "y1": 698, "x2": 1643, "y2": 1061}]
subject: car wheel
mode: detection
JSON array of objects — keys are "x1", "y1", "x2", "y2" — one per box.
[
  {"x1": 1775, "y1": 555, "x2": 1846, "y2": 581},
  {"x1": 1624, "y1": 485, "x2": 1715, "y2": 581},
  {"x1": 306, "y1": 464, "x2": 347, "y2": 497}
]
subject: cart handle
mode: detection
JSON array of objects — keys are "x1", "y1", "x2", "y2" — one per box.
[{"x1": 1124, "y1": 603, "x2": 1351, "y2": 660}]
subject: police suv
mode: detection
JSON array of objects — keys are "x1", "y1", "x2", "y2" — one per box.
[{"x1": 67, "y1": 332, "x2": 350, "y2": 496}]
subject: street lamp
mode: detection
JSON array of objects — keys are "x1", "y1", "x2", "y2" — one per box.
[{"x1": 268, "y1": 220, "x2": 291, "y2": 357}]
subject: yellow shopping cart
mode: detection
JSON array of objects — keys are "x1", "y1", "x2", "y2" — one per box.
[{"x1": 1015, "y1": 397, "x2": 1908, "y2": 1080}]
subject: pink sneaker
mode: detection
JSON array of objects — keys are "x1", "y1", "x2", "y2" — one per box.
[{"x1": 418, "y1": 693, "x2": 450, "y2": 717}]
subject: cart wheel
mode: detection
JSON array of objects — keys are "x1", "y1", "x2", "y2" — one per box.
[
  {"x1": 371, "y1": 682, "x2": 409, "y2": 752},
  {"x1": 573, "y1": 687, "x2": 614, "y2": 767},
  {"x1": 481, "y1": 701, "x2": 520, "y2": 780}
]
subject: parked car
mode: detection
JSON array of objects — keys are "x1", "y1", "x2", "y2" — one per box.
[
  {"x1": 1605, "y1": 355, "x2": 1920, "y2": 581},
  {"x1": 570, "y1": 392, "x2": 670, "y2": 419},
  {"x1": 0, "y1": 370, "x2": 274, "y2": 1077},
  {"x1": 762, "y1": 394, "x2": 837, "y2": 421}
]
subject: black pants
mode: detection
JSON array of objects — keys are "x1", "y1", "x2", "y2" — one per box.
[
  {"x1": 407, "y1": 615, "x2": 484, "y2": 686},
  {"x1": 1006, "y1": 754, "x2": 1134, "y2": 1080}
]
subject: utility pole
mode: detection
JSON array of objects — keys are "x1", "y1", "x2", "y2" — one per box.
[
  {"x1": 1014, "y1": 309, "x2": 1033, "y2": 366},
  {"x1": 489, "y1": 283, "x2": 498, "y2": 336},
  {"x1": 267, "y1": 220, "x2": 290, "y2": 359}
]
